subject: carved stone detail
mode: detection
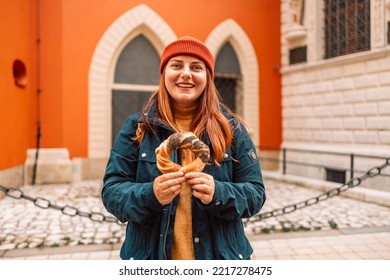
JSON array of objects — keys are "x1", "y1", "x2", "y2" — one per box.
[
  {"x1": 285, "y1": 0, "x2": 307, "y2": 44},
  {"x1": 371, "y1": 0, "x2": 385, "y2": 48},
  {"x1": 290, "y1": 0, "x2": 304, "y2": 25},
  {"x1": 305, "y1": 0, "x2": 316, "y2": 62}
]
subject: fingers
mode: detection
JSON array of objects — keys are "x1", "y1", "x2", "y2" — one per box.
[
  {"x1": 185, "y1": 172, "x2": 215, "y2": 205},
  {"x1": 153, "y1": 171, "x2": 185, "y2": 205},
  {"x1": 155, "y1": 171, "x2": 185, "y2": 185},
  {"x1": 154, "y1": 171, "x2": 215, "y2": 205}
]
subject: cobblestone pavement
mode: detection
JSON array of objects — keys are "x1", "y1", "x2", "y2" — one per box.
[{"x1": 0, "y1": 175, "x2": 389, "y2": 257}]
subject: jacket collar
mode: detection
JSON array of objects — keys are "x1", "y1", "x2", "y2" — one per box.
[
  {"x1": 137, "y1": 106, "x2": 173, "y2": 132},
  {"x1": 137, "y1": 102, "x2": 237, "y2": 141}
]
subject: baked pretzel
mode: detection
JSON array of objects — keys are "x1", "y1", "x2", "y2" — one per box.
[{"x1": 155, "y1": 132, "x2": 210, "y2": 174}]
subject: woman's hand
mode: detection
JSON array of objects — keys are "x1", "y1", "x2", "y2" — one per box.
[
  {"x1": 153, "y1": 171, "x2": 185, "y2": 205},
  {"x1": 185, "y1": 172, "x2": 215, "y2": 205}
]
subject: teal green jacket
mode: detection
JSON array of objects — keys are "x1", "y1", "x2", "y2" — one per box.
[{"x1": 102, "y1": 109, "x2": 266, "y2": 260}]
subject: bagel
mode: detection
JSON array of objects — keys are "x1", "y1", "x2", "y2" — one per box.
[{"x1": 155, "y1": 132, "x2": 210, "y2": 174}]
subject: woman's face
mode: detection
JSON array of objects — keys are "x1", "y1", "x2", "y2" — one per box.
[{"x1": 164, "y1": 55, "x2": 207, "y2": 107}]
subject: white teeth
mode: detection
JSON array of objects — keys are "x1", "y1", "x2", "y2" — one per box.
[{"x1": 177, "y1": 83, "x2": 194, "y2": 88}]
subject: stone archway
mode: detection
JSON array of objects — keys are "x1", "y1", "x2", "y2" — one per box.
[
  {"x1": 206, "y1": 19, "x2": 260, "y2": 144},
  {"x1": 88, "y1": 4, "x2": 176, "y2": 158}
]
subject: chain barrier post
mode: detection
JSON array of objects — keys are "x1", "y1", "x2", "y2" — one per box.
[{"x1": 350, "y1": 153, "x2": 354, "y2": 182}]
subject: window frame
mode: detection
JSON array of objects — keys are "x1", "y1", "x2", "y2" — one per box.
[{"x1": 323, "y1": 0, "x2": 371, "y2": 59}]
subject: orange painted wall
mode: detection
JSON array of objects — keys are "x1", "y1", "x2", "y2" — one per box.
[
  {"x1": 39, "y1": 0, "x2": 63, "y2": 149},
  {"x1": 0, "y1": 0, "x2": 38, "y2": 169},
  {"x1": 1, "y1": 0, "x2": 281, "y2": 169}
]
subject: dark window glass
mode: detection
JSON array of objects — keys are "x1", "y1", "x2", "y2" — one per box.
[
  {"x1": 324, "y1": 0, "x2": 370, "y2": 59},
  {"x1": 114, "y1": 35, "x2": 160, "y2": 85}
]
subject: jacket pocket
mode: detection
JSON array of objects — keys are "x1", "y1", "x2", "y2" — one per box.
[
  {"x1": 214, "y1": 219, "x2": 253, "y2": 260},
  {"x1": 120, "y1": 219, "x2": 159, "y2": 260},
  {"x1": 136, "y1": 145, "x2": 161, "y2": 183},
  {"x1": 120, "y1": 238, "x2": 151, "y2": 260},
  {"x1": 218, "y1": 240, "x2": 252, "y2": 260}
]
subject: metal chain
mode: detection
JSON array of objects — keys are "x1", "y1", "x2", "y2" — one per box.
[
  {"x1": 246, "y1": 157, "x2": 390, "y2": 223},
  {"x1": 0, "y1": 184, "x2": 124, "y2": 226},
  {"x1": 1, "y1": 157, "x2": 389, "y2": 226}
]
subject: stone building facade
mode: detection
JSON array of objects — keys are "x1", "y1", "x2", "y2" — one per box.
[{"x1": 280, "y1": 0, "x2": 390, "y2": 191}]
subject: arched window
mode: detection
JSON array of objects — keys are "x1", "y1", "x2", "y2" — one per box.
[
  {"x1": 214, "y1": 42, "x2": 242, "y2": 115},
  {"x1": 111, "y1": 34, "x2": 160, "y2": 142}
]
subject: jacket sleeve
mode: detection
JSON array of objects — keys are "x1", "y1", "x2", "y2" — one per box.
[
  {"x1": 101, "y1": 114, "x2": 163, "y2": 224},
  {"x1": 199, "y1": 123, "x2": 266, "y2": 220}
]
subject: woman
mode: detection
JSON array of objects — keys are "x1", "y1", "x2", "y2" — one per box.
[{"x1": 102, "y1": 36, "x2": 266, "y2": 260}]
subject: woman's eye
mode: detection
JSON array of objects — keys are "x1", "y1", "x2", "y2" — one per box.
[
  {"x1": 192, "y1": 65, "x2": 203, "y2": 71},
  {"x1": 171, "y1": 63, "x2": 181, "y2": 68}
]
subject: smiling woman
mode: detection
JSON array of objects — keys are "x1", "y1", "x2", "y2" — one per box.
[
  {"x1": 101, "y1": 36, "x2": 266, "y2": 260},
  {"x1": 164, "y1": 56, "x2": 207, "y2": 108}
]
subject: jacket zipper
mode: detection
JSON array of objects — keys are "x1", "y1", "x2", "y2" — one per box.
[
  {"x1": 162, "y1": 150, "x2": 178, "y2": 260},
  {"x1": 163, "y1": 202, "x2": 173, "y2": 260}
]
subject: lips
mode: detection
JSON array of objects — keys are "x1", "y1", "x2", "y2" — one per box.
[{"x1": 176, "y1": 83, "x2": 195, "y2": 88}]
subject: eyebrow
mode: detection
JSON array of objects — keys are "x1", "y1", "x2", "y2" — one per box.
[
  {"x1": 169, "y1": 59, "x2": 181, "y2": 63},
  {"x1": 169, "y1": 58, "x2": 203, "y2": 64}
]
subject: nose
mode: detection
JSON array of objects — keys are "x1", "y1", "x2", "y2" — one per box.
[{"x1": 181, "y1": 66, "x2": 191, "y2": 79}]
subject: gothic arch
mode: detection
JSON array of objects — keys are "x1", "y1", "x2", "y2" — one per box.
[
  {"x1": 88, "y1": 5, "x2": 176, "y2": 157},
  {"x1": 206, "y1": 19, "x2": 260, "y2": 145}
]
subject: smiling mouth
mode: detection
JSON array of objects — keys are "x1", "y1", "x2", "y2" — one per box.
[{"x1": 176, "y1": 83, "x2": 195, "y2": 88}]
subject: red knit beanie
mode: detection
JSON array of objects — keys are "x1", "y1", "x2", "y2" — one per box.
[{"x1": 160, "y1": 36, "x2": 215, "y2": 77}]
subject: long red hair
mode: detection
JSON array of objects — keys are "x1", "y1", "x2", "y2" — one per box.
[{"x1": 135, "y1": 69, "x2": 241, "y2": 163}]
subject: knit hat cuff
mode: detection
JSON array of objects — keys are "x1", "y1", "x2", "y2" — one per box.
[{"x1": 160, "y1": 37, "x2": 214, "y2": 77}]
